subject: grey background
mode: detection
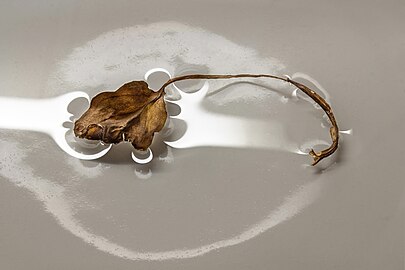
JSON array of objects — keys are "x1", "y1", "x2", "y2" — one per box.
[{"x1": 1, "y1": 0, "x2": 404, "y2": 269}]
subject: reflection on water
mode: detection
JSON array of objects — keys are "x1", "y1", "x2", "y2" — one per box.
[
  {"x1": 148, "y1": 68, "x2": 301, "y2": 154},
  {"x1": 0, "y1": 68, "x2": 335, "y2": 165},
  {"x1": 0, "y1": 92, "x2": 111, "y2": 160}
]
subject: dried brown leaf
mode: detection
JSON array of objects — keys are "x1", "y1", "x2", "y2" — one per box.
[{"x1": 74, "y1": 81, "x2": 167, "y2": 150}]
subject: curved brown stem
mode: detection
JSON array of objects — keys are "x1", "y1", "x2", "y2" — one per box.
[{"x1": 158, "y1": 74, "x2": 339, "y2": 166}]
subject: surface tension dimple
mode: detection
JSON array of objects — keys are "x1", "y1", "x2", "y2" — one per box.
[{"x1": 132, "y1": 148, "x2": 153, "y2": 164}]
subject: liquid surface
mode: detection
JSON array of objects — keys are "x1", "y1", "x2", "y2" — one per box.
[
  {"x1": 3, "y1": 19, "x2": 389, "y2": 267},
  {"x1": 2, "y1": 1, "x2": 405, "y2": 268}
]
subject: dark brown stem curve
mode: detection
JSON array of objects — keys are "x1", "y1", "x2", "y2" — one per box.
[{"x1": 158, "y1": 74, "x2": 339, "y2": 166}]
